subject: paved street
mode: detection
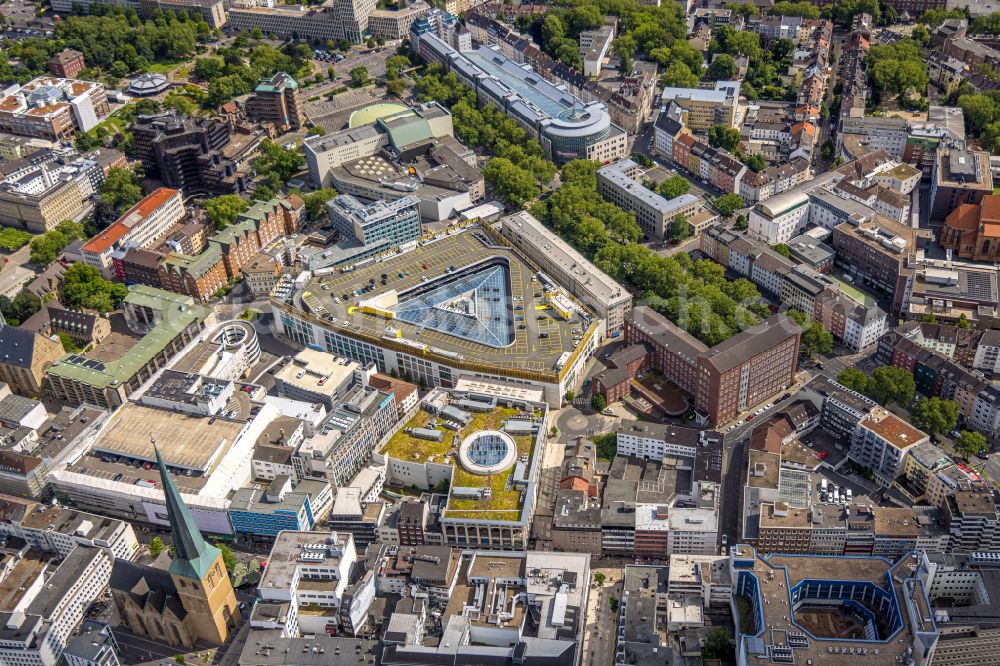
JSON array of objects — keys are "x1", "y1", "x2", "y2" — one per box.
[{"x1": 582, "y1": 563, "x2": 624, "y2": 666}]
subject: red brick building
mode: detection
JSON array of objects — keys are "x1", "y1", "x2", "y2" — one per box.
[
  {"x1": 592, "y1": 343, "x2": 652, "y2": 404},
  {"x1": 625, "y1": 307, "x2": 800, "y2": 425},
  {"x1": 47, "y1": 49, "x2": 85, "y2": 79}
]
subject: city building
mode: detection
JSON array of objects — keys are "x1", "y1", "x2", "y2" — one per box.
[
  {"x1": 45, "y1": 285, "x2": 211, "y2": 407},
  {"x1": 0, "y1": 495, "x2": 139, "y2": 560},
  {"x1": 497, "y1": 210, "x2": 632, "y2": 335},
  {"x1": 625, "y1": 306, "x2": 800, "y2": 425},
  {"x1": 227, "y1": 479, "x2": 328, "y2": 541},
  {"x1": 273, "y1": 348, "x2": 359, "y2": 410},
  {"x1": 0, "y1": 545, "x2": 114, "y2": 666},
  {"x1": 849, "y1": 406, "x2": 928, "y2": 486},
  {"x1": 274, "y1": 224, "x2": 602, "y2": 406},
  {"x1": 367, "y1": 0, "x2": 429, "y2": 39},
  {"x1": 227, "y1": 0, "x2": 376, "y2": 44},
  {"x1": 327, "y1": 194, "x2": 420, "y2": 249},
  {"x1": 596, "y1": 159, "x2": 705, "y2": 239},
  {"x1": 244, "y1": 72, "x2": 304, "y2": 133},
  {"x1": 731, "y1": 545, "x2": 939, "y2": 666},
  {"x1": 615, "y1": 421, "x2": 700, "y2": 461},
  {"x1": 939, "y1": 194, "x2": 1000, "y2": 261},
  {"x1": 659, "y1": 81, "x2": 741, "y2": 131},
  {"x1": 47, "y1": 49, "x2": 85, "y2": 79},
  {"x1": 80, "y1": 188, "x2": 184, "y2": 277},
  {"x1": 380, "y1": 549, "x2": 588, "y2": 665},
  {"x1": 419, "y1": 34, "x2": 626, "y2": 163},
  {"x1": 0, "y1": 77, "x2": 110, "y2": 140},
  {"x1": 931, "y1": 146, "x2": 993, "y2": 221},
  {"x1": 0, "y1": 322, "x2": 65, "y2": 398},
  {"x1": 153, "y1": 0, "x2": 227, "y2": 29},
  {"x1": 62, "y1": 620, "x2": 121, "y2": 666},
  {"x1": 110, "y1": 447, "x2": 239, "y2": 647},
  {"x1": 832, "y1": 215, "x2": 918, "y2": 315},
  {"x1": 132, "y1": 111, "x2": 265, "y2": 195},
  {"x1": 0, "y1": 149, "x2": 104, "y2": 232}
]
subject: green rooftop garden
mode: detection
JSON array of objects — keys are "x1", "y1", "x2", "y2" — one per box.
[{"x1": 380, "y1": 404, "x2": 540, "y2": 522}]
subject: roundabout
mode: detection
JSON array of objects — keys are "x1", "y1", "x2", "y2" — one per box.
[{"x1": 458, "y1": 430, "x2": 518, "y2": 475}]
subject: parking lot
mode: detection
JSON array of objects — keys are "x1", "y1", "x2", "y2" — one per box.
[{"x1": 300, "y1": 227, "x2": 591, "y2": 373}]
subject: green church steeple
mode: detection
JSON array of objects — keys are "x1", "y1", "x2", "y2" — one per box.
[{"x1": 155, "y1": 445, "x2": 220, "y2": 581}]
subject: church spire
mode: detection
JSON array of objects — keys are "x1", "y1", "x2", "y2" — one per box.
[{"x1": 155, "y1": 445, "x2": 220, "y2": 581}]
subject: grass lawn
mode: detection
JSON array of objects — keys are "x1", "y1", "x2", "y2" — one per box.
[
  {"x1": 146, "y1": 59, "x2": 189, "y2": 75},
  {"x1": 831, "y1": 274, "x2": 877, "y2": 307},
  {"x1": 382, "y1": 410, "x2": 450, "y2": 462}
]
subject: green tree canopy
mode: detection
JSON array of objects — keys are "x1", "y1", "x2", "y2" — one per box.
[
  {"x1": 61, "y1": 263, "x2": 128, "y2": 312},
  {"x1": 910, "y1": 397, "x2": 960, "y2": 438},
  {"x1": 708, "y1": 54, "x2": 737, "y2": 80},
  {"x1": 0, "y1": 228, "x2": 32, "y2": 252},
  {"x1": 708, "y1": 125, "x2": 741, "y2": 151},
  {"x1": 712, "y1": 193, "x2": 745, "y2": 217},
  {"x1": 204, "y1": 195, "x2": 250, "y2": 229},
  {"x1": 836, "y1": 367, "x2": 869, "y2": 394},
  {"x1": 865, "y1": 366, "x2": 916, "y2": 407},
  {"x1": 100, "y1": 168, "x2": 144, "y2": 215},
  {"x1": 954, "y1": 430, "x2": 988, "y2": 459},
  {"x1": 658, "y1": 175, "x2": 691, "y2": 199},
  {"x1": 667, "y1": 214, "x2": 691, "y2": 242},
  {"x1": 0, "y1": 292, "x2": 41, "y2": 326},
  {"x1": 801, "y1": 322, "x2": 833, "y2": 357},
  {"x1": 301, "y1": 188, "x2": 338, "y2": 221}
]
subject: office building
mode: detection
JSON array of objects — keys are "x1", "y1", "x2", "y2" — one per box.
[
  {"x1": 731, "y1": 545, "x2": 939, "y2": 666},
  {"x1": 849, "y1": 406, "x2": 928, "y2": 486},
  {"x1": 327, "y1": 194, "x2": 420, "y2": 248},
  {"x1": 615, "y1": 421, "x2": 700, "y2": 460},
  {"x1": 273, "y1": 348, "x2": 360, "y2": 410},
  {"x1": 420, "y1": 35, "x2": 626, "y2": 163},
  {"x1": 45, "y1": 286, "x2": 211, "y2": 408},
  {"x1": 625, "y1": 306, "x2": 800, "y2": 425},
  {"x1": 659, "y1": 80, "x2": 740, "y2": 131},
  {"x1": 132, "y1": 111, "x2": 264, "y2": 195},
  {"x1": 596, "y1": 159, "x2": 703, "y2": 239},
  {"x1": 244, "y1": 72, "x2": 304, "y2": 133},
  {"x1": 832, "y1": 216, "x2": 918, "y2": 314},
  {"x1": 497, "y1": 210, "x2": 632, "y2": 335},
  {"x1": 227, "y1": 0, "x2": 376, "y2": 44},
  {"x1": 228, "y1": 479, "x2": 330, "y2": 541},
  {"x1": 80, "y1": 188, "x2": 184, "y2": 277},
  {"x1": 368, "y1": 0, "x2": 429, "y2": 39},
  {"x1": 0, "y1": 77, "x2": 109, "y2": 140},
  {"x1": 62, "y1": 620, "x2": 121, "y2": 666},
  {"x1": 0, "y1": 150, "x2": 103, "y2": 232}
]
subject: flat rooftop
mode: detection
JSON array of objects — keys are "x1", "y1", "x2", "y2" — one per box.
[
  {"x1": 859, "y1": 407, "x2": 926, "y2": 450},
  {"x1": 259, "y1": 530, "x2": 353, "y2": 591},
  {"x1": 293, "y1": 226, "x2": 594, "y2": 375},
  {"x1": 89, "y1": 402, "x2": 244, "y2": 471}
]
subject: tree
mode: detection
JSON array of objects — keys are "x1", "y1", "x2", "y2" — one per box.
[
  {"x1": 702, "y1": 627, "x2": 735, "y2": 660},
  {"x1": 484, "y1": 157, "x2": 539, "y2": 208},
  {"x1": 744, "y1": 153, "x2": 767, "y2": 172},
  {"x1": 0, "y1": 292, "x2": 41, "y2": 326},
  {"x1": 957, "y1": 313, "x2": 971, "y2": 328},
  {"x1": 708, "y1": 125, "x2": 741, "y2": 151},
  {"x1": 658, "y1": 175, "x2": 691, "y2": 199},
  {"x1": 954, "y1": 430, "x2": 988, "y2": 459},
  {"x1": 204, "y1": 195, "x2": 250, "y2": 229},
  {"x1": 255, "y1": 139, "x2": 305, "y2": 187},
  {"x1": 564, "y1": 390, "x2": 575, "y2": 402},
  {"x1": 591, "y1": 393, "x2": 607, "y2": 411},
  {"x1": 866, "y1": 366, "x2": 916, "y2": 407},
  {"x1": 911, "y1": 397, "x2": 960, "y2": 438},
  {"x1": 307, "y1": 125, "x2": 325, "y2": 137},
  {"x1": 302, "y1": 188, "x2": 338, "y2": 221},
  {"x1": 787, "y1": 308, "x2": 809, "y2": 327},
  {"x1": 594, "y1": 571, "x2": 606, "y2": 587},
  {"x1": 215, "y1": 542, "x2": 236, "y2": 572},
  {"x1": 772, "y1": 244, "x2": 792, "y2": 259},
  {"x1": 609, "y1": 595, "x2": 619, "y2": 613},
  {"x1": 99, "y1": 167, "x2": 143, "y2": 215},
  {"x1": 349, "y1": 66, "x2": 369, "y2": 87},
  {"x1": 668, "y1": 214, "x2": 691, "y2": 242},
  {"x1": 61, "y1": 263, "x2": 128, "y2": 312},
  {"x1": 163, "y1": 91, "x2": 197, "y2": 115},
  {"x1": 432, "y1": 478, "x2": 450, "y2": 494},
  {"x1": 837, "y1": 367, "x2": 869, "y2": 393},
  {"x1": 708, "y1": 54, "x2": 737, "y2": 80},
  {"x1": 149, "y1": 536, "x2": 165, "y2": 556},
  {"x1": 801, "y1": 323, "x2": 833, "y2": 357},
  {"x1": 0, "y1": 228, "x2": 32, "y2": 251},
  {"x1": 385, "y1": 78, "x2": 406, "y2": 97},
  {"x1": 661, "y1": 61, "x2": 700, "y2": 88},
  {"x1": 713, "y1": 193, "x2": 745, "y2": 217}
]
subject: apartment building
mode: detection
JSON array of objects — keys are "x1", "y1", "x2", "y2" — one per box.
[
  {"x1": 80, "y1": 188, "x2": 184, "y2": 276},
  {"x1": 625, "y1": 306, "x2": 800, "y2": 425},
  {"x1": 245, "y1": 72, "x2": 304, "y2": 133},
  {"x1": 659, "y1": 81, "x2": 740, "y2": 131},
  {"x1": 849, "y1": 406, "x2": 928, "y2": 486},
  {"x1": 931, "y1": 146, "x2": 993, "y2": 221},
  {"x1": 615, "y1": 421, "x2": 700, "y2": 460},
  {"x1": 0, "y1": 497, "x2": 138, "y2": 561},
  {"x1": 944, "y1": 489, "x2": 1000, "y2": 552},
  {"x1": 0, "y1": 546, "x2": 114, "y2": 666},
  {"x1": 0, "y1": 77, "x2": 109, "y2": 140},
  {"x1": 596, "y1": 159, "x2": 703, "y2": 239},
  {"x1": 497, "y1": 211, "x2": 632, "y2": 335},
  {"x1": 832, "y1": 216, "x2": 917, "y2": 314}
]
